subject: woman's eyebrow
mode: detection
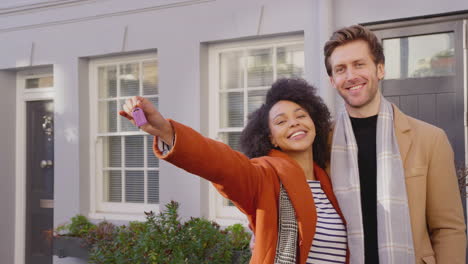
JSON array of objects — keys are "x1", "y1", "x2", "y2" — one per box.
[{"x1": 272, "y1": 112, "x2": 285, "y2": 120}]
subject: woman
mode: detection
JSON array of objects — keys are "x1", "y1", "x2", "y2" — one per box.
[{"x1": 120, "y1": 78, "x2": 348, "y2": 264}]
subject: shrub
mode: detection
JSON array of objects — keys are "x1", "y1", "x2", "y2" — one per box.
[
  {"x1": 55, "y1": 214, "x2": 96, "y2": 237},
  {"x1": 225, "y1": 224, "x2": 251, "y2": 251},
  {"x1": 225, "y1": 223, "x2": 252, "y2": 264},
  {"x1": 55, "y1": 201, "x2": 251, "y2": 264}
]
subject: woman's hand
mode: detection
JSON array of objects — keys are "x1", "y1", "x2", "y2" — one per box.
[{"x1": 119, "y1": 96, "x2": 174, "y2": 146}]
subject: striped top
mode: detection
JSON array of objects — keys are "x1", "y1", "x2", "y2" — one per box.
[{"x1": 307, "y1": 180, "x2": 347, "y2": 264}]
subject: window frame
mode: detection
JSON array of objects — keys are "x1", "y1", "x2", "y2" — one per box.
[
  {"x1": 208, "y1": 35, "x2": 305, "y2": 225},
  {"x1": 88, "y1": 53, "x2": 160, "y2": 221}
]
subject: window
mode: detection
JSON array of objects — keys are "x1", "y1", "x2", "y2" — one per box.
[
  {"x1": 89, "y1": 53, "x2": 159, "y2": 219},
  {"x1": 208, "y1": 36, "x2": 304, "y2": 223},
  {"x1": 25, "y1": 75, "x2": 54, "y2": 89},
  {"x1": 383, "y1": 32, "x2": 455, "y2": 79}
]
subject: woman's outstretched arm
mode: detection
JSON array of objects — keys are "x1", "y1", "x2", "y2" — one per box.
[{"x1": 120, "y1": 96, "x2": 274, "y2": 216}]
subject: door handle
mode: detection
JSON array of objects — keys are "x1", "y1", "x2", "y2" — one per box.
[{"x1": 40, "y1": 160, "x2": 53, "y2": 168}]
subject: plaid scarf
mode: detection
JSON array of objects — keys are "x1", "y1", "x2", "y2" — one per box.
[
  {"x1": 274, "y1": 183, "x2": 298, "y2": 264},
  {"x1": 330, "y1": 96, "x2": 415, "y2": 264}
]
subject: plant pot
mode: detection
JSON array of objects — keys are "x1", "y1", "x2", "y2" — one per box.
[{"x1": 53, "y1": 236, "x2": 90, "y2": 260}]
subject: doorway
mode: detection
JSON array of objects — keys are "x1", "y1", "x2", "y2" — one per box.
[
  {"x1": 25, "y1": 100, "x2": 54, "y2": 264},
  {"x1": 370, "y1": 16, "x2": 467, "y2": 263},
  {"x1": 15, "y1": 68, "x2": 55, "y2": 264},
  {"x1": 371, "y1": 19, "x2": 466, "y2": 166}
]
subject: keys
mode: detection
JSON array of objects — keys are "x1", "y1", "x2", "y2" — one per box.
[{"x1": 132, "y1": 107, "x2": 148, "y2": 127}]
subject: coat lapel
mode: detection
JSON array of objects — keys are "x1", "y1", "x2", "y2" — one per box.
[
  {"x1": 392, "y1": 104, "x2": 412, "y2": 165},
  {"x1": 268, "y1": 150, "x2": 316, "y2": 259},
  {"x1": 267, "y1": 150, "x2": 349, "y2": 262}
]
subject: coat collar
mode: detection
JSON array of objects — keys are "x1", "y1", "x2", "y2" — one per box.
[
  {"x1": 267, "y1": 149, "x2": 344, "y2": 262},
  {"x1": 267, "y1": 149, "x2": 316, "y2": 247},
  {"x1": 392, "y1": 104, "x2": 413, "y2": 165}
]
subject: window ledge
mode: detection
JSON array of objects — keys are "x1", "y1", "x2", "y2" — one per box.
[{"x1": 88, "y1": 211, "x2": 156, "y2": 222}]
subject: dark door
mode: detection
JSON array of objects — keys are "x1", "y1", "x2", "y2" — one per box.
[
  {"x1": 373, "y1": 19, "x2": 467, "y2": 264},
  {"x1": 374, "y1": 21, "x2": 465, "y2": 166},
  {"x1": 25, "y1": 100, "x2": 54, "y2": 264}
]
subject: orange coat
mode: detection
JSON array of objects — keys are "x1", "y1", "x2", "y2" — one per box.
[{"x1": 154, "y1": 120, "x2": 349, "y2": 264}]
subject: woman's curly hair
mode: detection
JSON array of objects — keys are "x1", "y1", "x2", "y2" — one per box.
[{"x1": 240, "y1": 78, "x2": 331, "y2": 169}]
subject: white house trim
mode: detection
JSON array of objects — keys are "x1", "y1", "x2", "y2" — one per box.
[
  {"x1": 0, "y1": 0, "x2": 215, "y2": 33},
  {"x1": 0, "y1": 0, "x2": 94, "y2": 15},
  {"x1": 88, "y1": 52, "x2": 161, "y2": 221}
]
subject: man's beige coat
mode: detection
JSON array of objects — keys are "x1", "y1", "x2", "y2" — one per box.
[{"x1": 392, "y1": 105, "x2": 465, "y2": 264}]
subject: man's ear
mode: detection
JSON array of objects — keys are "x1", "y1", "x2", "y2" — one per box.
[
  {"x1": 377, "y1": 63, "x2": 385, "y2": 80},
  {"x1": 329, "y1": 76, "x2": 336, "y2": 88}
]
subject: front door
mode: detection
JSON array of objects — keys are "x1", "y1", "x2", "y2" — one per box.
[
  {"x1": 374, "y1": 20, "x2": 465, "y2": 166},
  {"x1": 373, "y1": 18, "x2": 467, "y2": 264},
  {"x1": 25, "y1": 100, "x2": 54, "y2": 264}
]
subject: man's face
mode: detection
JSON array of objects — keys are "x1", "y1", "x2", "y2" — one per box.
[{"x1": 328, "y1": 40, "x2": 385, "y2": 117}]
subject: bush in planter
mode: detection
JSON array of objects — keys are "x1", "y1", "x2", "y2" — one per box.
[
  {"x1": 225, "y1": 224, "x2": 252, "y2": 264},
  {"x1": 54, "y1": 214, "x2": 98, "y2": 258},
  {"x1": 180, "y1": 217, "x2": 232, "y2": 263},
  {"x1": 55, "y1": 201, "x2": 252, "y2": 264},
  {"x1": 55, "y1": 214, "x2": 96, "y2": 237},
  {"x1": 90, "y1": 203, "x2": 231, "y2": 263}
]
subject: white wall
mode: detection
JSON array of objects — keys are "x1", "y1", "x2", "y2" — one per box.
[{"x1": 0, "y1": 70, "x2": 17, "y2": 264}]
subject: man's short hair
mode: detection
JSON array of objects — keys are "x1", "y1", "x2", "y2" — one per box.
[{"x1": 324, "y1": 25, "x2": 385, "y2": 76}]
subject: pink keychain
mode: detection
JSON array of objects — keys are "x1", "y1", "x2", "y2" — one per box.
[{"x1": 132, "y1": 107, "x2": 148, "y2": 127}]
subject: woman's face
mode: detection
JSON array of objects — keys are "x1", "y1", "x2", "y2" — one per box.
[{"x1": 268, "y1": 100, "x2": 316, "y2": 155}]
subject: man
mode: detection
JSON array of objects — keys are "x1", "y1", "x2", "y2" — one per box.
[{"x1": 325, "y1": 25, "x2": 466, "y2": 264}]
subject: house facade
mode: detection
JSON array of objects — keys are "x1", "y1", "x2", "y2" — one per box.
[{"x1": 0, "y1": 0, "x2": 467, "y2": 263}]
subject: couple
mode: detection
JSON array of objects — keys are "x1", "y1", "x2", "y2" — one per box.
[{"x1": 120, "y1": 25, "x2": 466, "y2": 264}]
